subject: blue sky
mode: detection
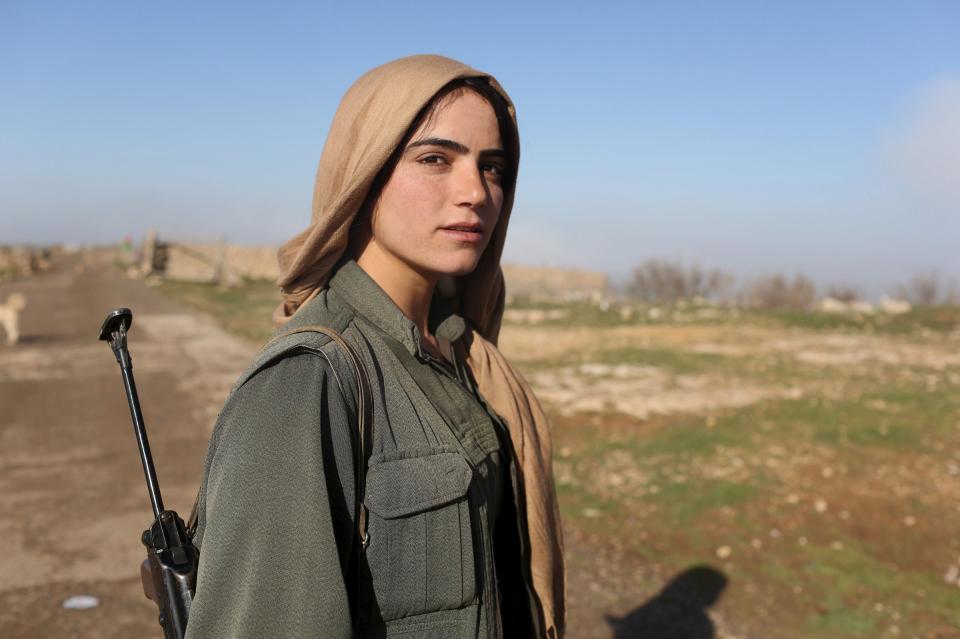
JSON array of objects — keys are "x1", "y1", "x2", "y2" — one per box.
[{"x1": 2, "y1": 1, "x2": 958, "y2": 294}]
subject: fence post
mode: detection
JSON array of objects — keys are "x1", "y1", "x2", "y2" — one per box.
[{"x1": 141, "y1": 230, "x2": 158, "y2": 276}]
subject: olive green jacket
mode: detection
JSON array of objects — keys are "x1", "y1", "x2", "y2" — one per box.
[{"x1": 185, "y1": 261, "x2": 538, "y2": 638}]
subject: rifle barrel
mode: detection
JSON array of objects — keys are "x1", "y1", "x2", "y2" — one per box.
[{"x1": 117, "y1": 350, "x2": 165, "y2": 519}]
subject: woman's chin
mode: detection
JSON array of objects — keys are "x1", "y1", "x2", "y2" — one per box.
[
  {"x1": 425, "y1": 251, "x2": 484, "y2": 278},
  {"x1": 447, "y1": 258, "x2": 484, "y2": 278}
]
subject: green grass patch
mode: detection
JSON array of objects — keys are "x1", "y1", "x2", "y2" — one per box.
[
  {"x1": 800, "y1": 541, "x2": 960, "y2": 635},
  {"x1": 593, "y1": 347, "x2": 729, "y2": 375},
  {"x1": 507, "y1": 296, "x2": 960, "y2": 336},
  {"x1": 759, "y1": 309, "x2": 875, "y2": 332},
  {"x1": 518, "y1": 346, "x2": 762, "y2": 378},
  {"x1": 809, "y1": 389, "x2": 959, "y2": 451},
  {"x1": 648, "y1": 477, "x2": 761, "y2": 526},
  {"x1": 638, "y1": 415, "x2": 747, "y2": 457},
  {"x1": 747, "y1": 305, "x2": 960, "y2": 336},
  {"x1": 506, "y1": 301, "x2": 633, "y2": 327},
  {"x1": 878, "y1": 305, "x2": 960, "y2": 334},
  {"x1": 553, "y1": 377, "x2": 960, "y2": 636},
  {"x1": 617, "y1": 391, "x2": 958, "y2": 456},
  {"x1": 803, "y1": 606, "x2": 879, "y2": 637},
  {"x1": 156, "y1": 278, "x2": 280, "y2": 342}
]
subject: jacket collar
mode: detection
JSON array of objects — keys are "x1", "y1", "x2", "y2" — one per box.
[{"x1": 328, "y1": 259, "x2": 466, "y2": 358}]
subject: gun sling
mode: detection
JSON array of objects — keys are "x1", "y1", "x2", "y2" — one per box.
[{"x1": 185, "y1": 324, "x2": 373, "y2": 627}]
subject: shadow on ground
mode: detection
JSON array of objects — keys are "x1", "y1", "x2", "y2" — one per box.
[{"x1": 606, "y1": 565, "x2": 728, "y2": 639}]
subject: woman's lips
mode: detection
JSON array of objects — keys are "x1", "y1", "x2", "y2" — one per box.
[{"x1": 439, "y1": 225, "x2": 483, "y2": 243}]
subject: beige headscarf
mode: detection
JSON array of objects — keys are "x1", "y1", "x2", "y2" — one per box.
[{"x1": 274, "y1": 54, "x2": 564, "y2": 638}]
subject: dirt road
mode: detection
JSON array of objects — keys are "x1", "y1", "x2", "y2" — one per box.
[{"x1": 0, "y1": 252, "x2": 255, "y2": 638}]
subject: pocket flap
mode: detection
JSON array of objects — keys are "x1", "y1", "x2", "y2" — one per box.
[{"x1": 365, "y1": 452, "x2": 472, "y2": 519}]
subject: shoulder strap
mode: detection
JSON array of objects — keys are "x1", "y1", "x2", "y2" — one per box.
[
  {"x1": 187, "y1": 325, "x2": 373, "y2": 556},
  {"x1": 264, "y1": 325, "x2": 373, "y2": 552}
]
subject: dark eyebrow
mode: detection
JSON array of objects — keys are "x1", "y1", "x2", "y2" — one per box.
[
  {"x1": 481, "y1": 148, "x2": 507, "y2": 160},
  {"x1": 407, "y1": 137, "x2": 469, "y2": 154},
  {"x1": 406, "y1": 137, "x2": 504, "y2": 158}
]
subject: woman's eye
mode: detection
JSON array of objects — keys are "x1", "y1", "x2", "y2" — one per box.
[
  {"x1": 482, "y1": 163, "x2": 504, "y2": 179},
  {"x1": 419, "y1": 154, "x2": 448, "y2": 166}
]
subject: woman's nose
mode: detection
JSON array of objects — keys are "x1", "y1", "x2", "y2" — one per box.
[{"x1": 453, "y1": 162, "x2": 488, "y2": 208}]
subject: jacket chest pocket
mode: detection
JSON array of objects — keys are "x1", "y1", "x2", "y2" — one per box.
[{"x1": 362, "y1": 450, "x2": 478, "y2": 622}]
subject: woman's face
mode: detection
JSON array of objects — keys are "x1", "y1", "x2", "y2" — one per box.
[{"x1": 366, "y1": 89, "x2": 506, "y2": 282}]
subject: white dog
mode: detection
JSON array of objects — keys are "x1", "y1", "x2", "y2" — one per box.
[{"x1": 0, "y1": 293, "x2": 26, "y2": 345}]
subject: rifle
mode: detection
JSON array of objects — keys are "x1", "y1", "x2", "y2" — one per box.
[{"x1": 99, "y1": 308, "x2": 198, "y2": 639}]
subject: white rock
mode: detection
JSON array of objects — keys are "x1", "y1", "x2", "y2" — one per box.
[
  {"x1": 879, "y1": 297, "x2": 911, "y2": 314},
  {"x1": 819, "y1": 297, "x2": 849, "y2": 313},
  {"x1": 849, "y1": 300, "x2": 876, "y2": 314},
  {"x1": 63, "y1": 595, "x2": 100, "y2": 610},
  {"x1": 943, "y1": 564, "x2": 959, "y2": 585}
]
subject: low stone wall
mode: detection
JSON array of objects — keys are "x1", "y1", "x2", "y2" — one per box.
[
  {"x1": 224, "y1": 245, "x2": 280, "y2": 281},
  {"x1": 0, "y1": 246, "x2": 56, "y2": 281},
  {"x1": 141, "y1": 231, "x2": 280, "y2": 285},
  {"x1": 163, "y1": 243, "x2": 280, "y2": 283},
  {"x1": 146, "y1": 233, "x2": 609, "y2": 301}
]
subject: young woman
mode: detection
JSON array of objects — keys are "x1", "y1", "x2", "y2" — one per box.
[{"x1": 185, "y1": 55, "x2": 564, "y2": 639}]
